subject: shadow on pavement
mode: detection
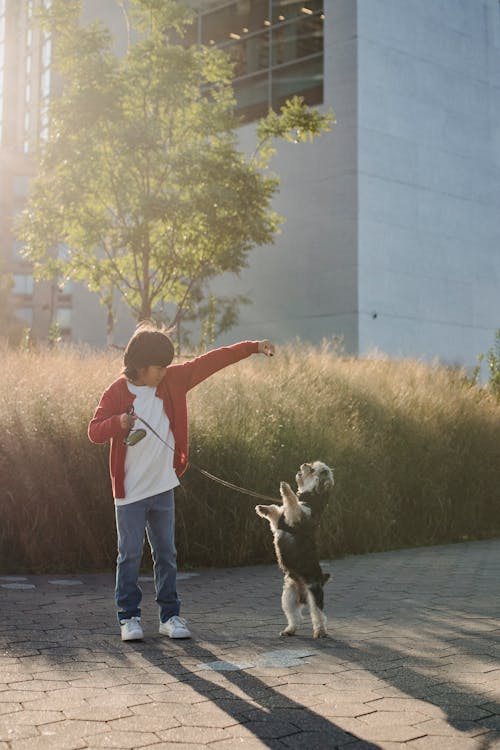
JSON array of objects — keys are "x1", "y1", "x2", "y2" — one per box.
[{"x1": 133, "y1": 637, "x2": 383, "y2": 749}]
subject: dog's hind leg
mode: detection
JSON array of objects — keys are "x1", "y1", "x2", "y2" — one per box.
[
  {"x1": 280, "y1": 577, "x2": 304, "y2": 636},
  {"x1": 306, "y1": 581, "x2": 328, "y2": 638}
]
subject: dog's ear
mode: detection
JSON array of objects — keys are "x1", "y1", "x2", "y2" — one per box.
[
  {"x1": 255, "y1": 505, "x2": 271, "y2": 518},
  {"x1": 317, "y1": 466, "x2": 334, "y2": 494}
]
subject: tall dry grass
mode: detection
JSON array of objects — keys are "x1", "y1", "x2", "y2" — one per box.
[{"x1": 1, "y1": 341, "x2": 500, "y2": 573}]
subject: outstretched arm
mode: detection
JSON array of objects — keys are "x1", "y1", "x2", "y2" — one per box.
[{"x1": 167, "y1": 339, "x2": 276, "y2": 392}]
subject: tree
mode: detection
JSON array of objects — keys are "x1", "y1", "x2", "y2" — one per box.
[{"x1": 17, "y1": 0, "x2": 333, "y2": 346}]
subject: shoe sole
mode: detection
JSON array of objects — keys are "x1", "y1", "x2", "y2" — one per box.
[
  {"x1": 121, "y1": 632, "x2": 144, "y2": 641},
  {"x1": 159, "y1": 631, "x2": 191, "y2": 639}
]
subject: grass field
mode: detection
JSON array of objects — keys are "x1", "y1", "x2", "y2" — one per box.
[{"x1": 2, "y1": 340, "x2": 500, "y2": 573}]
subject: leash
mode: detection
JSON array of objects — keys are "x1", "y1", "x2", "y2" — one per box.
[{"x1": 127, "y1": 408, "x2": 278, "y2": 503}]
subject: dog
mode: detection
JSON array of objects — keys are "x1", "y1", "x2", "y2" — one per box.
[{"x1": 256, "y1": 461, "x2": 334, "y2": 638}]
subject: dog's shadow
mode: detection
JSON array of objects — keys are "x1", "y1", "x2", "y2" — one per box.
[{"x1": 130, "y1": 637, "x2": 381, "y2": 748}]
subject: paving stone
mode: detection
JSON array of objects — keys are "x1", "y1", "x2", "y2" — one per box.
[
  {"x1": 157, "y1": 725, "x2": 231, "y2": 743},
  {"x1": 1, "y1": 541, "x2": 500, "y2": 749},
  {"x1": 279, "y1": 727, "x2": 361, "y2": 748},
  {"x1": 38, "y1": 719, "x2": 109, "y2": 739},
  {"x1": 210, "y1": 739, "x2": 284, "y2": 750},
  {"x1": 477, "y1": 715, "x2": 500, "y2": 731},
  {"x1": 0, "y1": 701, "x2": 22, "y2": 715},
  {"x1": 107, "y1": 714, "x2": 180, "y2": 732},
  {"x1": 363, "y1": 697, "x2": 445, "y2": 718},
  {"x1": 408, "y1": 737, "x2": 486, "y2": 749},
  {"x1": 351, "y1": 724, "x2": 427, "y2": 743},
  {"x1": 9, "y1": 738, "x2": 87, "y2": 750},
  {"x1": 82, "y1": 729, "x2": 161, "y2": 747},
  {"x1": 63, "y1": 705, "x2": 133, "y2": 722},
  {"x1": 414, "y1": 718, "x2": 491, "y2": 737},
  {"x1": 360, "y1": 709, "x2": 429, "y2": 726},
  {"x1": 0, "y1": 718, "x2": 39, "y2": 742}
]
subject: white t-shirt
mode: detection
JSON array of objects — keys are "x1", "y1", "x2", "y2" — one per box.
[{"x1": 115, "y1": 382, "x2": 179, "y2": 506}]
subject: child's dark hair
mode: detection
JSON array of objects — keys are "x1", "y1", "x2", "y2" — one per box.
[{"x1": 122, "y1": 320, "x2": 175, "y2": 380}]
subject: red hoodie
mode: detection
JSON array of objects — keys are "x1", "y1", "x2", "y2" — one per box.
[{"x1": 88, "y1": 340, "x2": 259, "y2": 499}]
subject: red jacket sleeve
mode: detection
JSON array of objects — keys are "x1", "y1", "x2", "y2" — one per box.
[
  {"x1": 167, "y1": 340, "x2": 260, "y2": 392},
  {"x1": 88, "y1": 383, "x2": 128, "y2": 444}
]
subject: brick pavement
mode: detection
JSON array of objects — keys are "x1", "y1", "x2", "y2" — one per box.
[{"x1": 1, "y1": 539, "x2": 500, "y2": 749}]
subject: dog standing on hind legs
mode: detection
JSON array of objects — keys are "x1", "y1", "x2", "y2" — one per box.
[{"x1": 256, "y1": 461, "x2": 334, "y2": 638}]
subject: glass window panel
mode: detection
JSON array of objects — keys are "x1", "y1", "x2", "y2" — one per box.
[
  {"x1": 271, "y1": 55, "x2": 322, "y2": 108},
  {"x1": 272, "y1": 0, "x2": 323, "y2": 23},
  {"x1": 56, "y1": 307, "x2": 72, "y2": 328},
  {"x1": 226, "y1": 30, "x2": 270, "y2": 78},
  {"x1": 0, "y1": 17, "x2": 5, "y2": 42},
  {"x1": 58, "y1": 278, "x2": 73, "y2": 295},
  {"x1": 13, "y1": 274, "x2": 34, "y2": 295},
  {"x1": 25, "y1": 82, "x2": 31, "y2": 103},
  {"x1": 24, "y1": 111, "x2": 30, "y2": 131},
  {"x1": 41, "y1": 68, "x2": 51, "y2": 97},
  {"x1": 272, "y1": 13, "x2": 323, "y2": 66},
  {"x1": 233, "y1": 72, "x2": 270, "y2": 120},
  {"x1": 26, "y1": 28, "x2": 32, "y2": 47},
  {"x1": 25, "y1": 54, "x2": 31, "y2": 74},
  {"x1": 201, "y1": 0, "x2": 268, "y2": 46},
  {"x1": 42, "y1": 37, "x2": 51, "y2": 68}
]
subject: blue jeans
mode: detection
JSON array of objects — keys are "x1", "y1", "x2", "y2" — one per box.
[{"x1": 115, "y1": 490, "x2": 180, "y2": 624}]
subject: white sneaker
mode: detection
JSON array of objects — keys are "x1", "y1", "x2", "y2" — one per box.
[
  {"x1": 159, "y1": 615, "x2": 191, "y2": 639},
  {"x1": 120, "y1": 616, "x2": 144, "y2": 641}
]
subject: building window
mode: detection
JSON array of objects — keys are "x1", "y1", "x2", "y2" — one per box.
[
  {"x1": 13, "y1": 273, "x2": 34, "y2": 295},
  {"x1": 41, "y1": 68, "x2": 51, "y2": 98},
  {"x1": 197, "y1": 0, "x2": 324, "y2": 121},
  {"x1": 42, "y1": 35, "x2": 52, "y2": 69},
  {"x1": 55, "y1": 307, "x2": 72, "y2": 330}
]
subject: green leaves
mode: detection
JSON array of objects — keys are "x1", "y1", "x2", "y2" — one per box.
[{"x1": 18, "y1": 0, "x2": 332, "y2": 345}]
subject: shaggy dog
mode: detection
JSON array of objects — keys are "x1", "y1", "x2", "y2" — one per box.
[{"x1": 256, "y1": 461, "x2": 334, "y2": 638}]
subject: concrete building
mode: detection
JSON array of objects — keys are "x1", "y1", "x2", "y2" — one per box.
[
  {"x1": 2, "y1": 0, "x2": 500, "y2": 368},
  {"x1": 215, "y1": 0, "x2": 500, "y2": 368}
]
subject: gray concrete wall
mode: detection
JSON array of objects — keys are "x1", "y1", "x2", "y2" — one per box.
[
  {"x1": 216, "y1": 0, "x2": 359, "y2": 352},
  {"x1": 357, "y1": 0, "x2": 500, "y2": 366}
]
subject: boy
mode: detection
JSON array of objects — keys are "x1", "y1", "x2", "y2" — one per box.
[{"x1": 88, "y1": 322, "x2": 275, "y2": 641}]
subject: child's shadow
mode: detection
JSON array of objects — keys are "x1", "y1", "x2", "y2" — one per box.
[{"x1": 135, "y1": 638, "x2": 381, "y2": 748}]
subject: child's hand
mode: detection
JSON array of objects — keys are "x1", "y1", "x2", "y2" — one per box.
[
  {"x1": 120, "y1": 412, "x2": 137, "y2": 430},
  {"x1": 258, "y1": 340, "x2": 275, "y2": 357}
]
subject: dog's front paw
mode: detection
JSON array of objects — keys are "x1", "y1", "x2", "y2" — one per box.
[
  {"x1": 280, "y1": 481, "x2": 292, "y2": 497},
  {"x1": 280, "y1": 626, "x2": 296, "y2": 637},
  {"x1": 313, "y1": 628, "x2": 328, "y2": 639}
]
